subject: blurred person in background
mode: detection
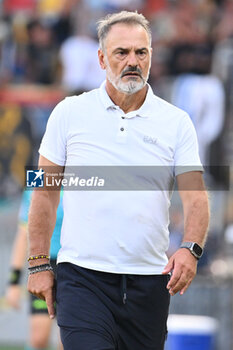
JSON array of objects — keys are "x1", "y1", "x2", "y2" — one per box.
[
  {"x1": 171, "y1": 44, "x2": 225, "y2": 166},
  {"x1": 213, "y1": 0, "x2": 233, "y2": 42},
  {"x1": 169, "y1": 0, "x2": 207, "y2": 46},
  {"x1": 27, "y1": 11, "x2": 209, "y2": 350},
  {"x1": 6, "y1": 190, "x2": 63, "y2": 350},
  {"x1": 0, "y1": 15, "x2": 60, "y2": 85},
  {"x1": 146, "y1": 0, "x2": 213, "y2": 99},
  {"x1": 58, "y1": 2, "x2": 106, "y2": 92},
  {"x1": 211, "y1": 0, "x2": 233, "y2": 167},
  {"x1": 59, "y1": 29, "x2": 105, "y2": 92},
  {"x1": 36, "y1": 0, "x2": 74, "y2": 45},
  {"x1": 25, "y1": 19, "x2": 59, "y2": 85},
  {"x1": 146, "y1": 1, "x2": 226, "y2": 167},
  {"x1": 0, "y1": 19, "x2": 14, "y2": 85},
  {"x1": 0, "y1": 14, "x2": 29, "y2": 85}
]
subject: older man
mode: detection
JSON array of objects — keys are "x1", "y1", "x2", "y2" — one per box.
[{"x1": 27, "y1": 11, "x2": 209, "y2": 350}]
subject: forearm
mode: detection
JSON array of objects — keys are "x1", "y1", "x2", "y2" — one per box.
[
  {"x1": 28, "y1": 190, "x2": 58, "y2": 265},
  {"x1": 27, "y1": 157, "x2": 62, "y2": 319},
  {"x1": 182, "y1": 191, "x2": 210, "y2": 247},
  {"x1": 164, "y1": 191, "x2": 209, "y2": 295},
  {"x1": 10, "y1": 225, "x2": 27, "y2": 269}
]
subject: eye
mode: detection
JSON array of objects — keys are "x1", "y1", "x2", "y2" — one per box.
[
  {"x1": 137, "y1": 50, "x2": 147, "y2": 58},
  {"x1": 115, "y1": 50, "x2": 127, "y2": 59}
]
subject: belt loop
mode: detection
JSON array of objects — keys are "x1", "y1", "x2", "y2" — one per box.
[{"x1": 121, "y1": 274, "x2": 127, "y2": 304}]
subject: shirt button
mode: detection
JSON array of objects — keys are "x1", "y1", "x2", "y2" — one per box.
[
  {"x1": 121, "y1": 116, "x2": 125, "y2": 119},
  {"x1": 120, "y1": 127, "x2": 124, "y2": 131}
]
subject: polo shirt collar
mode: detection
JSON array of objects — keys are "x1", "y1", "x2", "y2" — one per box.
[
  {"x1": 99, "y1": 81, "x2": 116, "y2": 110},
  {"x1": 99, "y1": 80, "x2": 154, "y2": 118}
]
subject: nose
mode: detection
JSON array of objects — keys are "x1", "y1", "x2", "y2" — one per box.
[{"x1": 127, "y1": 52, "x2": 138, "y2": 67}]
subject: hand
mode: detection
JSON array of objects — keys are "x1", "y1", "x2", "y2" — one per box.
[
  {"x1": 27, "y1": 270, "x2": 56, "y2": 319},
  {"x1": 162, "y1": 248, "x2": 198, "y2": 296},
  {"x1": 5, "y1": 285, "x2": 21, "y2": 309}
]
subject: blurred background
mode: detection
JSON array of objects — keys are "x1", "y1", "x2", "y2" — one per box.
[{"x1": 0, "y1": 0, "x2": 232, "y2": 349}]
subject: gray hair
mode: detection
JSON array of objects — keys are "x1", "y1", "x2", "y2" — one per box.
[{"x1": 97, "y1": 11, "x2": 152, "y2": 51}]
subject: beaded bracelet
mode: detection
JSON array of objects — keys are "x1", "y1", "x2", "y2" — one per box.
[
  {"x1": 27, "y1": 254, "x2": 50, "y2": 262},
  {"x1": 28, "y1": 264, "x2": 53, "y2": 275},
  {"x1": 9, "y1": 269, "x2": 22, "y2": 285}
]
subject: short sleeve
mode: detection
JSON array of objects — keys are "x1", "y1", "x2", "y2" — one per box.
[
  {"x1": 18, "y1": 190, "x2": 32, "y2": 224},
  {"x1": 39, "y1": 99, "x2": 67, "y2": 165},
  {"x1": 174, "y1": 113, "x2": 203, "y2": 176}
]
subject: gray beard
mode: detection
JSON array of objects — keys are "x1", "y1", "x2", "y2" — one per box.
[
  {"x1": 111, "y1": 77, "x2": 145, "y2": 95},
  {"x1": 105, "y1": 61, "x2": 149, "y2": 95}
]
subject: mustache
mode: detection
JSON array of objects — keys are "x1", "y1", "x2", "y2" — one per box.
[{"x1": 121, "y1": 66, "x2": 142, "y2": 78}]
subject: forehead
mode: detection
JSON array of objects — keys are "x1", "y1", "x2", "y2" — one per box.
[{"x1": 105, "y1": 23, "x2": 150, "y2": 51}]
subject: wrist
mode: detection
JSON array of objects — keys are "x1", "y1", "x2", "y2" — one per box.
[
  {"x1": 27, "y1": 254, "x2": 50, "y2": 267},
  {"x1": 28, "y1": 263, "x2": 53, "y2": 275},
  {"x1": 28, "y1": 258, "x2": 50, "y2": 267},
  {"x1": 8, "y1": 268, "x2": 22, "y2": 285},
  {"x1": 180, "y1": 242, "x2": 203, "y2": 260}
]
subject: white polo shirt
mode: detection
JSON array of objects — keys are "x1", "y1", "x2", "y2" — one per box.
[{"x1": 39, "y1": 82, "x2": 202, "y2": 274}]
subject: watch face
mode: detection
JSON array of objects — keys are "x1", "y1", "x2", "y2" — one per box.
[{"x1": 193, "y1": 243, "x2": 203, "y2": 256}]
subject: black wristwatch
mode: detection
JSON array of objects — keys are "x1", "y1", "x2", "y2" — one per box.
[{"x1": 180, "y1": 242, "x2": 203, "y2": 260}]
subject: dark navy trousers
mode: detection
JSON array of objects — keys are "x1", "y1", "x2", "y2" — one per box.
[{"x1": 56, "y1": 263, "x2": 170, "y2": 350}]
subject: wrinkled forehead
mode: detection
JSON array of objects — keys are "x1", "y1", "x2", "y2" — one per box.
[{"x1": 104, "y1": 23, "x2": 151, "y2": 52}]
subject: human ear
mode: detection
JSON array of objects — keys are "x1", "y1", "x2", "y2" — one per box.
[{"x1": 98, "y1": 49, "x2": 106, "y2": 70}]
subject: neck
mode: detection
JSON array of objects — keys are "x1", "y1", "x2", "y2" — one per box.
[{"x1": 105, "y1": 79, "x2": 148, "y2": 114}]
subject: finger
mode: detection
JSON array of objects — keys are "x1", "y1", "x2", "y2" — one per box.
[
  {"x1": 45, "y1": 291, "x2": 55, "y2": 319},
  {"x1": 28, "y1": 288, "x2": 45, "y2": 300},
  {"x1": 171, "y1": 267, "x2": 195, "y2": 295},
  {"x1": 167, "y1": 268, "x2": 181, "y2": 290},
  {"x1": 180, "y1": 279, "x2": 192, "y2": 295},
  {"x1": 37, "y1": 293, "x2": 46, "y2": 301},
  {"x1": 162, "y1": 259, "x2": 174, "y2": 275},
  {"x1": 170, "y1": 275, "x2": 188, "y2": 295}
]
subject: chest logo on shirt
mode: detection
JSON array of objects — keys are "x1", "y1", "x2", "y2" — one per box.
[{"x1": 143, "y1": 135, "x2": 158, "y2": 145}]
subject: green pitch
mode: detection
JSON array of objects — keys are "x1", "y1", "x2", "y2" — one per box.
[{"x1": 0, "y1": 347, "x2": 23, "y2": 350}]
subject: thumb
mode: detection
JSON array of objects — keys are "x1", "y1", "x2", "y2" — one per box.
[
  {"x1": 45, "y1": 291, "x2": 55, "y2": 319},
  {"x1": 162, "y1": 258, "x2": 174, "y2": 274}
]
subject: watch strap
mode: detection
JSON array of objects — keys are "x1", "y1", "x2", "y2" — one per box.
[{"x1": 180, "y1": 242, "x2": 203, "y2": 260}]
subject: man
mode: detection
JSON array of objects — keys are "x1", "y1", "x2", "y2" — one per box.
[{"x1": 27, "y1": 11, "x2": 209, "y2": 350}]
